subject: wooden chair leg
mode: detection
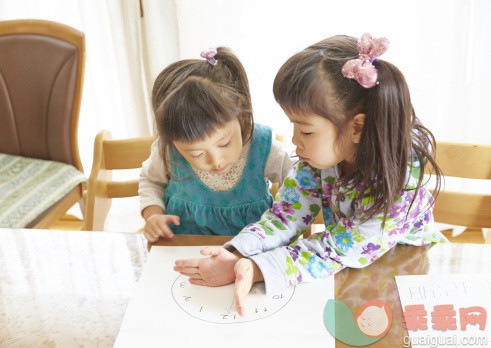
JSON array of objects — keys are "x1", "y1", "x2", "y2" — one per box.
[
  {"x1": 485, "y1": 228, "x2": 491, "y2": 244},
  {"x1": 302, "y1": 227, "x2": 312, "y2": 239},
  {"x1": 78, "y1": 198, "x2": 86, "y2": 218},
  {"x1": 33, "y1": 186, "x2": 83, "y2": 229}
]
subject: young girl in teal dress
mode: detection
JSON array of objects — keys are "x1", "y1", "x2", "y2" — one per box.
[
  {"x1": 174, "y1": 34, "x2": 446, "y2": 316},
  {"x1": 139, "y1": 47, "x2": 293, "y2": 242}
]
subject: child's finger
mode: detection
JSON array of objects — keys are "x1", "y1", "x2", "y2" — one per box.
[
  {"x1": 178, "y1": 270, "x2": 201, "y2": 278},
  {"x1": 166, "y1": 215, "x2": 181, "y2": 226},
  {"x1": 234, "y1": 272, "x2": 247, "y2": 316},
  {"x1": 189, "y1": 278, "x2": 207, "y2": 286},
  {"x1": 175, "y1": 258, "x2": 201, "y2": 268},
  {"x1": 144, "y1": 227, "x2": 158, "y2": 242},
  {"x1": 176, "y1": 266, "x2": 199, "y2": 275},
  {"x1": 200, "y1": 246, "x2": 222, "y2": 256},
  {"x1": 234, "y1": 262, "x2": 252, "y2": 316},
  {"x1": 143, "y1": 230, "x2": 152, "y2": 241},
  {"x1": 147, "y1": 223, "x2": 161, "y2": 237},
  {"x1": 144, "y1": 234, "x2": 155, "y2": 243},
  {"x1": 173, "y1": 263, "x2": 199, "y2": 277},
  {"x1": 157, "y1": 223, "x2": 174, "y2": 238},
  {"x1": 234, "y1": 258, "x2": 252, "y2": 276}
]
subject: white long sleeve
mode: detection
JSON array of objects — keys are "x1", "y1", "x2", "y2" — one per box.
[{"x1": 138, "y1": 139, "x2": 168, "y2": 214}]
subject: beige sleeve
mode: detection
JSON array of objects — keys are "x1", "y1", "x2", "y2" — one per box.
[
  {"x1": 264, "y1": 138, "x2": 294, "y2": 184},
  {"x1": 138, "y1": 139, "x2": 169, "y2": 214}
]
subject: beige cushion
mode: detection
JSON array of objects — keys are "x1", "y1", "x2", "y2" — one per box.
[{"x1": 0, "y1": 153, "x2": 86, "y2": 228}]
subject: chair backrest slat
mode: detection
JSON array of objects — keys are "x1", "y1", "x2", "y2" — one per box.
[
  {"x1": 425, "y1": 142, "x2": 491, "y2": 230},
  {"x1": 425, "y1": 142, "x2": 491, "y2": 179},
  {"x1": 106, "y1": 180, "x2": 139, "y2": 198},
  {"x1": 432, "y1": 191, "x2": 491, "y2": 228},
  {"x1": 103, "y1": 136, "x2": 156, "y2": 170}
]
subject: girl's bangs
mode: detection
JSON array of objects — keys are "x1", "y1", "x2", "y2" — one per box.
[
  {"x1": 161, "y1": 81, "x2": 239, "y2": 143},
  {"x1": 274, "y1": 53, "x2": 335, "y2": 120},
  {"x1": 276, "y1": 72, "x2": 334, "y2": 121}
]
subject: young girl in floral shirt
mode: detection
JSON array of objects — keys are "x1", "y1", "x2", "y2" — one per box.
[{"x1": 174, "y1": 34, "x2": 446, "y2": 316}]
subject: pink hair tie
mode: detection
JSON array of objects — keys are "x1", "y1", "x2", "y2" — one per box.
[
  {"x1": 342, "y1": 33, "x2": 390, "y2": 88},
  {"x1": 200, "y1": 48, "x2": 217, "y2": 66}
]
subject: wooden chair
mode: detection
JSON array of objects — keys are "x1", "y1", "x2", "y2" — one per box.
[
  {"x1": 0, "y1": 20, "x2": 85, "y2": 229},
  {"x1": 425, "y1": 142, "x2": 491, "y2": 243},
  {"x1": 84, "y1": 131, "x2": 290, "y2": 232},
  {"x1": 83, "y1": 131, "x2": 155, "y2": 231}
]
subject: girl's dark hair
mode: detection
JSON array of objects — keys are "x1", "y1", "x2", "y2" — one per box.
[
  {"x1": 152, "y1": 47, "x2": 254, "y2": 175},
  {"x1": 273, "y1": 35, "x2": 442, "y2": 223}
]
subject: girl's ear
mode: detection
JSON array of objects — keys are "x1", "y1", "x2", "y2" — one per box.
[{"x1": 351, "y1": 113, "x2": 366, "y2": 144}]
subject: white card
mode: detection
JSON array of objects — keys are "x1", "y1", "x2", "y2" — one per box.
[{"x1": 115, "y1": 246, "x2": 335, "y2": 347}]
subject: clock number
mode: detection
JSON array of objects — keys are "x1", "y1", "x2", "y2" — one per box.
[
  {"x1": 273, "y1": 294, "x2": 284, "y2": 300},
  {"x1": 183, "y1": 296, "x2": 191, "y2": 301},
  {"x1": 220, "y1": 314, "x2": 238, "y2": 320},
  {"x1": 180, "y1": 282, "x2": 186, "y2": 288}
]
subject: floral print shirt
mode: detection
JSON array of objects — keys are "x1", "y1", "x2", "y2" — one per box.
[{"x1": 224, "y1": 161, "x2": 447, "y2": 294}]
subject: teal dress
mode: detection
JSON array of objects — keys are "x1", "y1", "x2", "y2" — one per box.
[{"x1": 164, "y1": 124, "x2": 274, "y2": 236}]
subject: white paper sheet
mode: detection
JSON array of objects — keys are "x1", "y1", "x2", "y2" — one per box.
[
  {"x1": 115, "y1": 246, "x2": 335, "y2": 348},
  {"x1": 395, "y1": 274, "x2": 491, "y2": 348}
]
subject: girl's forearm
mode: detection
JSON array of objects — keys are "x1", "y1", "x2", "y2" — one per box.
[
  {"x1": 142, "y1": 205, "x2": 164, "y2": 220},
  {"x1": 251, "y1": 259, "x2": 264, "y2": 283}
]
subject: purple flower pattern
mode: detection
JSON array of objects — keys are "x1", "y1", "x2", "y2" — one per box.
[
  {"x1": 302, "y1": 214, "x2": 312, "y2": 224},
  {"x1": 361, "y1": 242, "x2": 381, "y2": 254},
  {"x1": 280, "y1": 201, "x2": 295, "y2": 215}
]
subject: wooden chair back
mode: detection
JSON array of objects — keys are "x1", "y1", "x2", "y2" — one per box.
[
  {"x1": 83, "y1": 131, "x2": 155, "y2": 231},
  {"x1": 84, "y1": 131, "x2": 292, "y2": 233},
  {"x1": 0, "y1": 19, "x2": 85, "y2": 172},
  {"x1": 425, "y1": 142, "x2": 491, "y2": 234},
  {"x1": 0, "y1": 19, "x2": 86, "y2": 228}
]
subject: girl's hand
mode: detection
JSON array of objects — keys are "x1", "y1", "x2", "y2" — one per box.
[
  {"x1": 174, "y1": 246, "x2": 240, "y2": 287},
  {"x1": 234, "y1": 258, "x2": 264, "y2": 316},
  {"x1": 144, "y1": 213, "x2": 180, "y2": 242}
]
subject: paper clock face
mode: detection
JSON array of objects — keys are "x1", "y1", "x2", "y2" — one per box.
[{"x1": 171, "y1": 275, "x2": 295, "y2": 323}]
